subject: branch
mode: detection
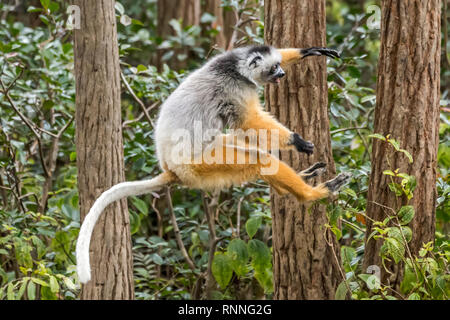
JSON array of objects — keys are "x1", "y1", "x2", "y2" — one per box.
[
  {"x1": 0, "y1": 73, "x2": 50, "y2": 178},
  {"x1": 202, "y1": 191, "x2": 224, "y2": 299},
  {"x1": 227, "y1": 0, "x2": 251, "y2": 51},
  {"x1": 39, "y1": 116, "x2": 74, "y2": 212},
  {"x1": 165, "y1": 186, "x2": 196, "y2": 272},
  {"x1": 120, "y1": 72, "x2": 157, "y2": 127}
]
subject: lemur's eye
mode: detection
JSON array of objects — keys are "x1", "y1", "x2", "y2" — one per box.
[{"x1": 270, "y1": 64, "x2": 278, "y2": 74}]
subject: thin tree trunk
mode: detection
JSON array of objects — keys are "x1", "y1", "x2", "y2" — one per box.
[
  {"x1": 203, "y1": 0, "x2": 238, "y2": 50},
  {"x1": 363, "y1": 0, "x2": 441, "y2": 289},
  {"x1": 265, "y1": 0, "x2": 343, "y2": 299},
  {"x1": 156, "y1": 0, "x2": 201, "y2": 69},
  {"x1": 73, "y1": 0, "x2": 134, "y2": 300}
]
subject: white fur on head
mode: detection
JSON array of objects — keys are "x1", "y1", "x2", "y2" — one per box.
[{"x1": 238, "y1": 46, "x2": 282, "y2": 85}]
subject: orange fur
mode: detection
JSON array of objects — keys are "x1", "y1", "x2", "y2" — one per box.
[
  {"x1": 190, "y1": 144, "x2": 329, "y2": 202},
  {"x1": 277, "y1": 48, "x2": 302, "y2": 69},
  {"x1": 239, "y1": 93, "x2": 294, "y2": 151}
]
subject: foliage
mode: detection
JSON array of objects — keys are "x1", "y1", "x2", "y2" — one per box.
[{"x1": 0, "y1": 0, "x2": 448, "y2": 300}]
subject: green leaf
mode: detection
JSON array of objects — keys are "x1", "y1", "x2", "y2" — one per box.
[
  {"x1": 40, "y1": 286, "x2": 57, "y2": 300},
  {"x1": 335, "y1": 281, "x2": 348, "y2": 300},
  {"x1": 27, "y1": 281, "x2": 36, "y2": 300},
  {"x1": 245, "y1": 217, "x2": 261, "y2": 239},
  {"x1": 385, "y1": 238, "x2": 405, "y2": 263},
  {"x1": 388, "y1": 138, "x2": 400, "y2": 151},
  {"x1": 212, "y1": 253, "x2": 233, "y2": 289},
  {"x1": 397, "y1": 205, "x2": 414, "y2": 225},
  {"x1": 341, "y1": 246, "x2": 356, "y2": 269},
  {"x1": 342, "y1": 188, "x2": 357, "y2": 199},
  {"x1": 408, "y1": 293, "x2": 421, "y2": 300},
  {"x1": 388, "y1": 182, "x2": 403, "y2": 196},
  {"x1": 247, "y1": 239, "x2": 271, "y2": 272},
  {"x1": 368, "y1": 133, "x2": 386, "y2": 141},
  {"x1": 40, "y1": 0, "x2": 50, "y2": 10},
  {"x1": 226, "y1": 239, "x2": 249, "y2": 277},
  {"x1": 48, "y1": 1, "x2": 59, "y2": 13},
  {"x1": 31, "y1": 277, "x2": 48, "y2": 287},
  {"x1": 7, "y1": 282, "x2": 15, "y2": 300},
  {"x1": 114, "y1": 2, "x2": 125, "y2": 15},
  {"x1": 131, "y1": 197, "x2": 148, "y2": 215},
  {"x1": 383, "y1": 170, "x2": 396, "y2": 176},
  {"x1": 49, "y1": 276, "x2": 59, "y2": 293},
  {"x1": 330, "y1": 225, "x2": 342, "y2": 241},
  {"x1": 136, "y1": 64, "x2": 148, "y2": 73},
  {"x1": 254, "y1": 268, "x2": 273, "y2": 294},
  {"x1": 17, "y1": 279, "x2": 28, "y2": 300},
  {"x1": 63, "y1": 277, "x2": 77, "y2": 291}
]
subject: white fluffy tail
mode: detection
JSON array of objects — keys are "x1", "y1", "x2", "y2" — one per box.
[{"x1": 76, "y1": 173, "x2": 172, "y2": 284}]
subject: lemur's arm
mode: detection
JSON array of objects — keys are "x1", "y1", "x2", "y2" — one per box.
[
  {"x1": 239, "y1": 95, "x2": 313, "y2": 155},
  {"x1": 278, "y1": 47, "x2": 340, "y2": 69}
]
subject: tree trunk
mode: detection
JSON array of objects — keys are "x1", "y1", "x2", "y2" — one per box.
[
  {"x1": 156, "y1": 0, "x2": 201, "y2": 69},
  {"x1": 363, "y1": 0, "x2": 441, "y2": 289},
  {"x1": 203, "y1": 0, "x2": 238, "y2": 50},
  {"x1": 265, "y1": 0, "x2": 343, "y2": 299},
  {"x1": 203, "y1": 0, "x2": 228, "y2": 49},
  {"x1": 73, "y1": 0, "x2": 134, "y2": 300}
]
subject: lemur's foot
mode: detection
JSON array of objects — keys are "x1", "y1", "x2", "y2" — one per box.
[
  {"x1": 324, "y1": 172, "x2": 352, "y2": 193},
  {"x1": 301, "y1": 47, "x2": 341, "y2": 59},
  {"x1": 290, "y1": 133, "x2": 314, "y2": 155},
  {"x1": 299, "y1": 162, "x2": 327, "y2": 180}
]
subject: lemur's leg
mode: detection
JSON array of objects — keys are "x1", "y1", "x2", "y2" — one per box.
[
  {"x1": 277, "y1": 48, "x2": 340, "y2": 69},
  {"x1": 299, "y1": 162, "x2": 327, "y2": 181},
  {"x1": 191, "y1": 144, "x2": 350, "y2": 202},
  {"x1": 239, "y1": 97, "x2": 314, "y2": 155},
  {"x1": 275, "y1": 162, "x2": 328, "y2": 195}
]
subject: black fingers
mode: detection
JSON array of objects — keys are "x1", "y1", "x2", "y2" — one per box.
[
  {"x1": 290, "y1": 133, "x2": 314, "y2": 155},
  {"x1": 300, "y1": 47, "x2": 341, "y2": 59},
  {"x1": 302, "y1": 162, "x2": 327, "y2": 174},
  {"x1": 325, "y1": 172, "x2": 352, "y2": 193},
  {"x1": 300, "y1": 162, "x2": 327, "y2": 181}
]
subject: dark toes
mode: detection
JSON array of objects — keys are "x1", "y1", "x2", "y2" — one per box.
[
  {"x1": 305, "y1": 162, "x2": 327, "y2": 174},
  {"x1": 325, "y1": 172, "x2": 352, "y2": 192}
]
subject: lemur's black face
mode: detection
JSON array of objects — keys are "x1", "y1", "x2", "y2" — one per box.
[{"x1": 267, "y1": 63, "x2": 285, "y2": 84}]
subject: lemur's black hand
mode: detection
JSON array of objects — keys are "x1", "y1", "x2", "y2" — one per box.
[
  {"x1": 300, "y1": 47, "x2": 340, "y2": 59},
  {"x1": 290, "y1": 133, "x2": 314, "y2": 155}
]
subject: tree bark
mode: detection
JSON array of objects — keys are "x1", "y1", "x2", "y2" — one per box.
[
  {"x1": 265, "y1": 0, "x2": 343, "y2": 299},
  {"x1": 73, "y1": 0, "x2": 134, "y2": 299},
  {"x1": 363, "y1": 0, "x2": 441, "y2": 289},
  {"x1": 202, "y1": 0, "x2": 238, "y2": 50},
  {"x1": 156, "y1": 0, "x2": 201, "y2": 69}
]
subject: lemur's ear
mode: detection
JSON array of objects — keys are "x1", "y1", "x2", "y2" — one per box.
[{"x1": 249, "y1": 55, "x2": 263, "y2": 68}]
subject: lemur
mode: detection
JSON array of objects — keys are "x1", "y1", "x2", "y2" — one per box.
[{"x1": 76, "y1": 45, "x2": 351, "y2": 284}]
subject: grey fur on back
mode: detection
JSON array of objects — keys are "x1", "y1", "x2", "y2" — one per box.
[{"x1": 154, "y1": 45, "x2": 282, "y2": 171}]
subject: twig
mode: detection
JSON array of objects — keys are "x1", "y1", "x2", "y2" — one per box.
[
  {"x1": 331, "y1": 126, "x2": 368, "y2": 135},
  {"x1": 165, "y1": 187, "x2": 196, "y2": 271},
  {"x1": 40, "y1": 116, "x2": 74, "y2": 212},
  {"x1": 236, "y1": 196, "x2": 244, "y2": 238},
  {"x1": 227, "y1": 0, "x2": 251, "y2": 50},
  {"x1": 0, "y1": 74, "x2": 50, "y2": 178},
  {"x1": 325, "y1": 228, "x2": 352, "y2": 299},
  {"x1": 122, "y1": 103, "x2": 159, "y2": 128},
  {"x1": 120, "y1": 72, "x2": 157, "y2": 127},
  {"x1": 202, "y1": 191, "x2": 224, "y2": 299}
]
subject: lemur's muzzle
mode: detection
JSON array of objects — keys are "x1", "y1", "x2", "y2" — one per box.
[{"x1": 270, "y1": 68, "x2": 285, "y2": 84}]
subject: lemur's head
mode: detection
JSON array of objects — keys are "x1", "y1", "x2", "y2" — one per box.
[{"x1": 237, "y1": 45, "x2": 284, "y2": 85}]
